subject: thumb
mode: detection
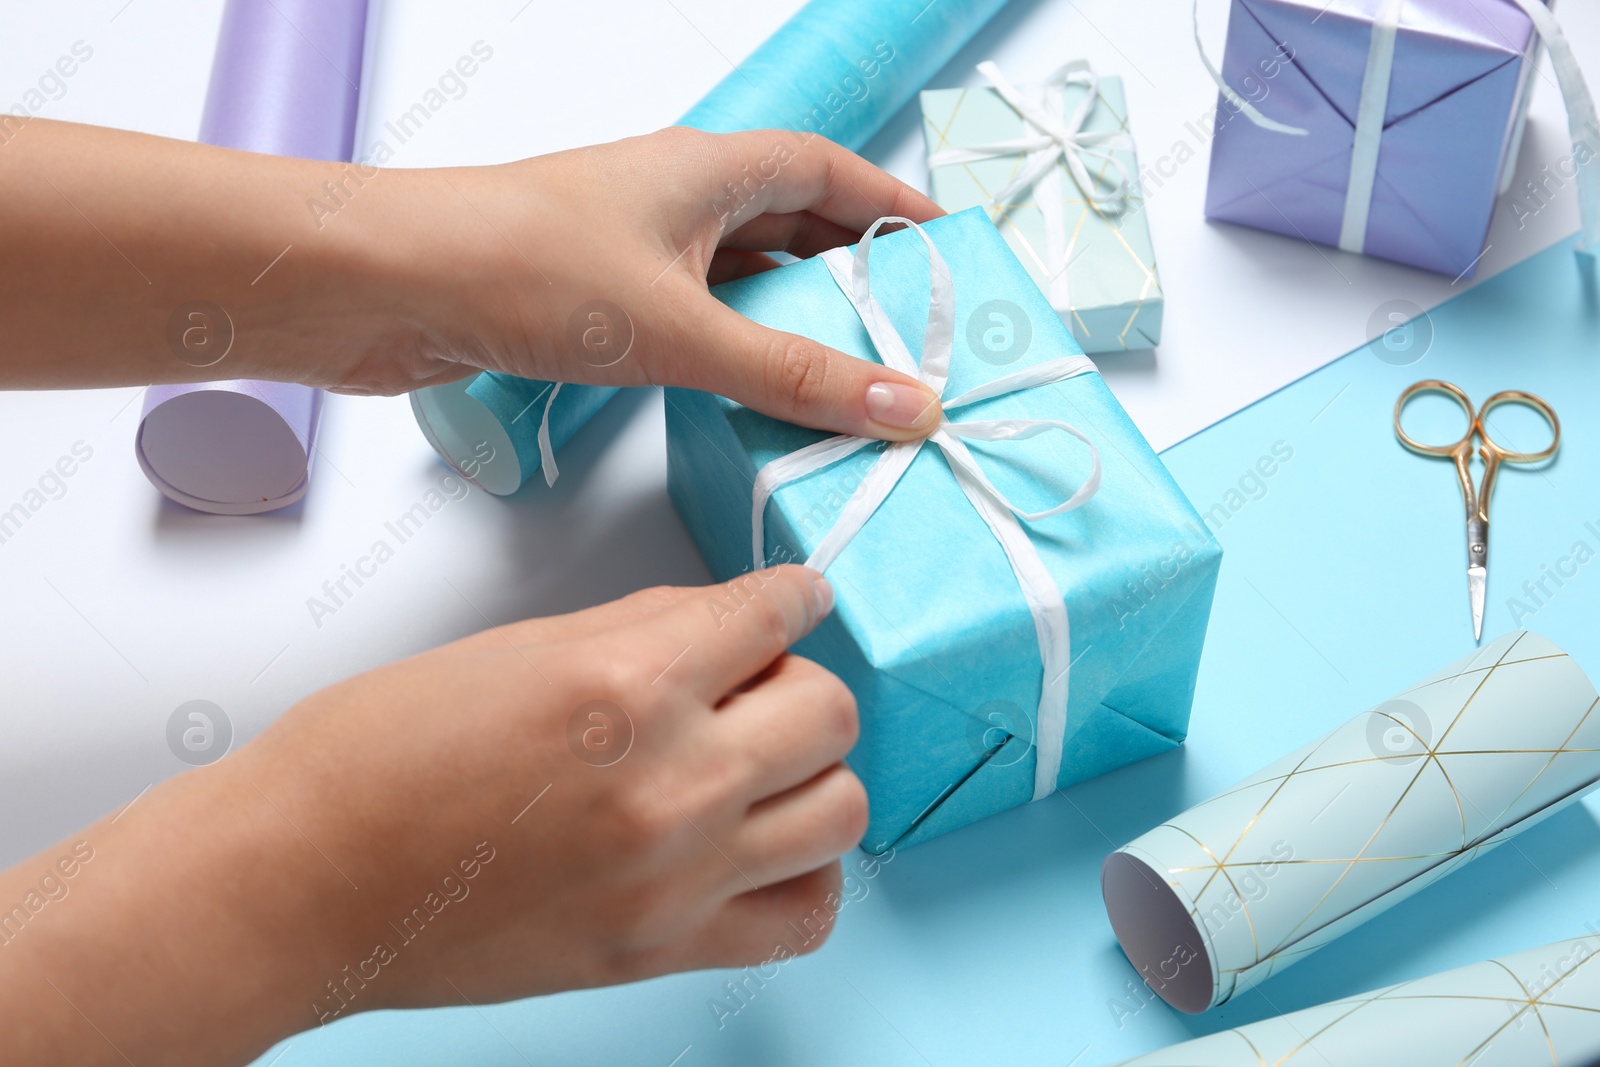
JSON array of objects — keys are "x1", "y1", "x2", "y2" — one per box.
[{"x1": 679, "y1": 297, "x2": 942, "y2": 441}]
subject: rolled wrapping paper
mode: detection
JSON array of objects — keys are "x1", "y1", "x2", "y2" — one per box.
[
  {"x1": 1102, "y1": 630, "x2": 1600, "y2": 1014},
  {"x1": 409, "y1": 373, "x2": 618, "y2": 496},
  {"x1": 677, "y1": 0, "x2": 1015, "y2": 149},
  {"x1": 1113, "y1": 934, "x2": 1600, "y2": 1066},
  {"x1": 134, "y1": 0, "x2": 368, "y2": 514},
  {"x1": 412, "y1": 0, "x2": 1015, "y2": 494}
]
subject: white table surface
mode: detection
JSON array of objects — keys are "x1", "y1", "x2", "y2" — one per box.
[{"x1": 1, "y1": 0, "x2": 1594, "y2": 898}]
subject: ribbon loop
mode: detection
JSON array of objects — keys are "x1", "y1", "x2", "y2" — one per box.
[{"x1": 750, "y1": 218, "x2": 1102, "y2": 802}]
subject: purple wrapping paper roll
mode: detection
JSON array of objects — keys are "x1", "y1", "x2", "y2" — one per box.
[{"x1": 134, "y1": 0, "x2": 368, "y2": 514}]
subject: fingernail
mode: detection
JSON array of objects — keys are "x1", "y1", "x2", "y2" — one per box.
[
  {"x1": 865, "y1": 381, "x2": 939, "y2": 432},
  {"x1": 811, "y1": 575, "x2": 834, "y2": 621}
]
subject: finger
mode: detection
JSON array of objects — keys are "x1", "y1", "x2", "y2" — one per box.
[
  {"x1": 691, "y1": 862, "x2": 843, "y2": 969},
  {"x1": 478, "y1": 585, "x2": 700, "y2": 649},
  {"x1": 669, "y1": 294, "x2": 942, "y2": 440},
  {"x1": 719, "y1": 211, "x2": 860, "y2": 260},
  {"x1": 701, "y1": 129, "x2": 943, "y2": 236},
  {"x1": 733, "y1": 763, "x2": 868, "y2": 888},
  {"x1": 708, "y1": 248, "x2": 782, "y2": 286},
  {"x1": 636, "y1": 565, "x2": 832, "y2": 702},
  {"x1": 714, "y1": 653, "x2": 858, "y2": 801}
]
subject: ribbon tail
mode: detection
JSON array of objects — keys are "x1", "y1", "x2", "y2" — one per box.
[
  {"x1": 937, "y1": 435, "x2": 1071, "y2": 802},
  {"x1": 805, "y1": 443, "x2": 920, "y2": 573},
  {"x1": 538, "y1": 382, "x2": 561, "y2": 487},
  {"x1": 751, "y1": 434, "x2": 875, "y2": 569},
  {"x1": 929, "y1": 136, "x2": 1058, "y2": 169},
  {"x1": 944, "y1": 354, "x2": 1098, "y2": 408},
  {"x1": 1192, "y1": 0, "x2": 1308, "y2": 136},
  {"x1": 1509, "y1": 0, "x2": 1600, "y2": 257}
]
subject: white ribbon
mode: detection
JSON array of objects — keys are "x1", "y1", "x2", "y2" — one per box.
[
  {"x1": 1506, "y1": 0, "x2": 1600, "y2": 258},
  {"x1": 537, "y1": 383, "x2": 562, "y2": 487},
  {"x1": 749, "y1": 217, "x2": 1103, "y2": 802},
  {"x1": 1191, "y1": 0, "x2": 1309, "y2": 136},
  {"x1": 1340, "y1": 0, "x2": 1405, "y2": 253},
  {"x1": 928, "y1": 60, "x2": 1134, "y2": 314}
]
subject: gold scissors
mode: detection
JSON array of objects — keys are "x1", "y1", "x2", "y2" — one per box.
[{"x1": 1394, "y1": 380, "x2": 1560, "y2": 641}]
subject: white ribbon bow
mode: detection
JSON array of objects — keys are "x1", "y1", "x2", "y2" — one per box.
[
  {"x1": 1193, "y1": 0, "x2": 1600, "y2": 259},
  {"x1": 750, "y1": 217, "x2": 1103, "y2": 802},
  {"x1": 928, "y1": 60, "x2": 1134, "y2": 315}
]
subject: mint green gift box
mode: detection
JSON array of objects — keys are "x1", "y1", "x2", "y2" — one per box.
[
  {"x1": 665, "y1": 210, "x2": 1217, "y2": 853},
  {"x1": 921, "y1": 71, "x2": 1164, "y2": 353}
]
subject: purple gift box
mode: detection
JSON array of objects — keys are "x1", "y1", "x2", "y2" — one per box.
[{"x1": 1204, "y1": 0, "x2": 1546, "y2": 278}]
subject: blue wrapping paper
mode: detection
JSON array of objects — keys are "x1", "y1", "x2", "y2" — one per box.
[
  {"x1": 413, "y1": 0, "x2": 1015, "y2": 493},
  {"x1": 1205, "y1": 0, "x2": 1543, "y2": 278},
  {"x1": 666, "y1": 209, "x2": 1222, "y2": 853},
  {"x1": 682, "y1": 0, "x2": 1012, "y2": 151}
]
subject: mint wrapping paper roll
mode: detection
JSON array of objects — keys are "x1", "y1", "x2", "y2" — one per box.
[
  {"x1": 1113, "y1": 934, "x2": 1600, "y2": 1066},
  {"x1": 1103, "y1": 631, "x2": 1600, "y2": 1014},
  {"x1": 135, "y1": 0, "x2": 368, "y2": 514},
  {"x1": 413, "y1": 0, "x2": 1014, "y2": 495}
]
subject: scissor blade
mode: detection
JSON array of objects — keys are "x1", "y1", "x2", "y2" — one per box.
[{"x1": 1468, "y1": 565, "x2": 1487, "y2": 642}]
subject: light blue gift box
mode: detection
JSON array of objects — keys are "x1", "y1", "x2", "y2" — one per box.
[{"x1": 665, "y1": 209, "x2": 1221, "y2": 853}]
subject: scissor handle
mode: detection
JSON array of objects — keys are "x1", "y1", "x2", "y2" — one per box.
[
  {"x1": 1475, "y1": 390, "x2": 1561, "y2": 463},
  {"x1": 1394, "y1": 380, "x2": 1476, "y2": 457}
]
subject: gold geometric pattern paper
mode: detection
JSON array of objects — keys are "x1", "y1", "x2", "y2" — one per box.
[
  {"x1": 1103, "y1": 631, "x2": 1600, "y2": 1013},
  {"x1": 1112, "y1": 934, "x2": 1600, "y2": 1066}
]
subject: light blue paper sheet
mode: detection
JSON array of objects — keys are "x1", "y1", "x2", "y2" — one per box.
[{"x1": 253, "y1": 239, "x2": 1600, "y2": 1066}]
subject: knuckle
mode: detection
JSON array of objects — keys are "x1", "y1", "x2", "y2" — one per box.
[
  {"x1": 597, "y1": 653, "x2": 656, "y2": 707},
  {"x1": 822, "y1": 677, "x2": 859, "y2": 750},
  {"x1": 767, "y1": 336, "x2": 830, "y2": 410},
  {"x1": 747, "y1": 587, "x2": 794, "y2": 651},
  {"x1": 607, "y1": 784, "x2": 678, "y2": 854},
  {"x1": 624, "y1": 584, "x2": 684, "y2": 615},
  {"x1": 832, "y1": 768, "x2": 870, "y2": 846},
  {"x1": 790, "y1": 907, "x2": 839, "y2": 957},
  {"x1": 654, "y1": 124, "x2": 710, "y2": 154},
  {"x1": 788, "y1": 657, "x2": 857, "y2": 747}
]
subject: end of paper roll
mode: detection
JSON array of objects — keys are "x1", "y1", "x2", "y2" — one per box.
[
  {"x1": 135, "y1": 384, "x2": 319, "y2": 515},
  {"x1": 1101, "y1": 850, "x2": 1216, "y2": 1014},
  {"x1": 409, "y1": 379, "x2": 523, "y2": 496}
]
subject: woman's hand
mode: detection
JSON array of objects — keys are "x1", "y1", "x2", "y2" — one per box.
[
  {"x1": 0, "y1": 567, "x2": 865, "y2": 1066},
  {"x1": 343, "y1": 126, "x2": 946, "y2": 439},
  {"x1": 0, "y1": 121, "x2": 943, "y2": 440}
]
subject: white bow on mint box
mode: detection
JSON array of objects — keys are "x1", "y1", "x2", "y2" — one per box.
[
  {"x1": 928, "y1": 61, "x2": 1135, "y2": 316},
  {"x1": 922, "y1": 61, "x2": 1164, "y2": 352}
]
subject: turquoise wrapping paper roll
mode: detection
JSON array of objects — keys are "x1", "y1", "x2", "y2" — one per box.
[
  {"x1": 410, "y1": 374, "x2": 618, "y2": 496},
  {"x1": 680, "y1": 0, "x2": 1013, "y2": 149},
  {"x1": 410, "y1": 0, "x2": 1014, "y2": 494}
]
